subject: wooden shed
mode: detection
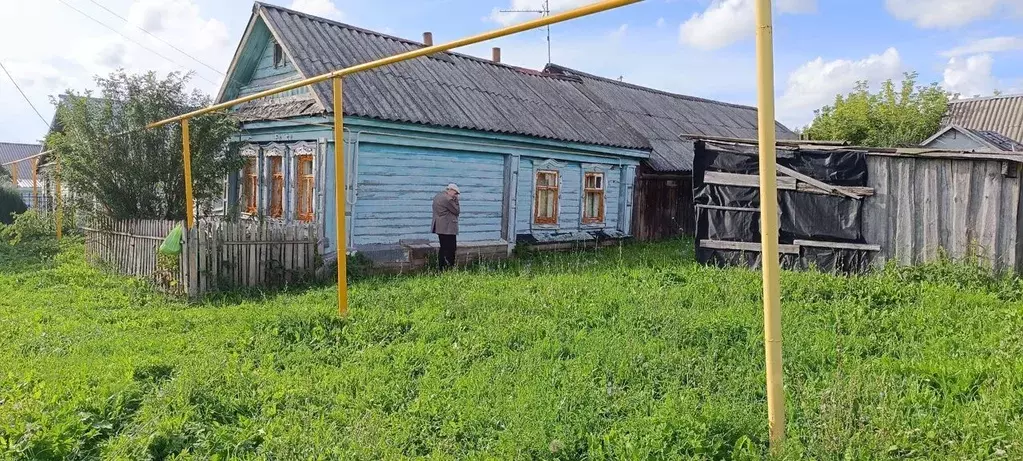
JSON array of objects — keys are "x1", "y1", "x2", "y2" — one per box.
[{"x1": 692, "y1": 138, "x2": 1023, "y2": 273}]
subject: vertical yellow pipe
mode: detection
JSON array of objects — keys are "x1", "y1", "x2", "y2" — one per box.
[
  {"x1": 182, "y1": 119, "x2": 195, "y2": 229},
  {"x1": 55, "y1": 155, "x2": 63, "y2": 240},
  {"x1": 333, "y1": 77, "x2": 348, "y2": 316},
  {"x1": 10, "y1": 160, "x2": 17, "y2": 187},
  {"x1": 755, "y1": 0, "x2": 786, "y2": 452}
]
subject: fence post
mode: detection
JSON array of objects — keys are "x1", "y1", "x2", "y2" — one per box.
[{"x1": 186, "y1": 224, "x2": 199, "y2": 298}]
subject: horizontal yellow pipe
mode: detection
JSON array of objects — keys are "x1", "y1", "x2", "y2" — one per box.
[
  {"x1": 147, "y1": 0, "x2": 642, "y2": 129},
  {"x1": 1, "y1": 149, "x2": 53, "y2": 166}
]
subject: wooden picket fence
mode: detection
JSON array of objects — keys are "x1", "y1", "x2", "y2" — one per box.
[{"x1": 84, "y1": 218, "x2": 320, "y2": 297}]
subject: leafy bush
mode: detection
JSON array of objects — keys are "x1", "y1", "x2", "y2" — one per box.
[
  {"x1": 0, "y1": 186, "x2": 27, "y2": 225},
  {"x1": 0, "y1": 209, "x2": 56, "y2": 244}
]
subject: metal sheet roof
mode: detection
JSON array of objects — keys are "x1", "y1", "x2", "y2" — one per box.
[
  {"x1": 544, "y1": 64, "x2": 797, "y2": 172},
  {"x1": 255, "y1": 2, "x2": 649, "y2": 151},
  {"x1": 945, "y1": 94, "x2": 1023, "y2": 143},
  {"x1": 968, "y1": 128, "x2": 1023, "y2": 152},
  {"x1": 0, "y1": 142, "x2": 42, "y2": 182}
]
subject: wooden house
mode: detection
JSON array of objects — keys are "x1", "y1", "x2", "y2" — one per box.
[{"x1": 216, "y1": 2, "x2": 796, "y2": 266}]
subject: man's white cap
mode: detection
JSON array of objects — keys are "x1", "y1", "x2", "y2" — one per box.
[{"x1": 447, "y1": 183, "x2": 460, "y2": 193}]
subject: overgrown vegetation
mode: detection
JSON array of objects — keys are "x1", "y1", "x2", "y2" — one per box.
[
  {"x1": 45, "y1": 71, "x2": 239, "y2": 221},
  {"x1": 1, "y1": 239, "x2": 1021, "y2": 460},
  {"x1": 803, "y1": 72, "x2": 951, "y2": 147}
]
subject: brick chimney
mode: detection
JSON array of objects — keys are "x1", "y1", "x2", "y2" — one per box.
[
  {"x1": 423, "y1": 32, "x2": 433, "y2": 46},
  {"x1": 492, "y1": 47, "x2": 501, "y2": 63}
]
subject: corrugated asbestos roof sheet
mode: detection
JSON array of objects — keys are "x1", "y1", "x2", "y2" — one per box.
[
  {"x1": 0, "y1": 142, "x2": 42, "y2": 182},
  {"x1": 250, "y1": 2, "x2": 798, "y2": 170},
  {"x1": 255, "y1": 2, "x2": 649, "y2": 150},
  {"x1": 967, "y1": 128, "x2": 1023, "y2": 152},
  {"x1": 945, "y1": 94, "x2": 1023, "y2": 143},
  {"x1": 544, "y1": 64, "x2": 797, "y2": 171}
]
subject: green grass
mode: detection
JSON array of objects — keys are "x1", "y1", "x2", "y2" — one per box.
[{"x1": 1, "y1": 238, "x2": 1022, "y2": 460}]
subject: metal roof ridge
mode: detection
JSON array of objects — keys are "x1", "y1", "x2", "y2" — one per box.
[
  {"x1": 949, "y1": 93, "x2": 1023, "y2": 104},
  {"x1": 544, "y1": 62, "x2": 763, "y2": 112}
]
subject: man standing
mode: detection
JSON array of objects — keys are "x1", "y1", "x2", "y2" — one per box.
[{"x1": 432, "y1": 183, "x2": 460, "y2": 270}]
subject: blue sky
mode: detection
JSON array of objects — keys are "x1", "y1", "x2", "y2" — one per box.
[{"x1": 2, "y1": 0, "x2": 1022, "y2": 145}]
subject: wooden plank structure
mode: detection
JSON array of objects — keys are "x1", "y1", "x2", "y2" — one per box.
[
  {"x1": 631, "y1": 167, "x2": 695, "y2": 240},
  {"x1": 84, "y1": 218, "x2": 319, "y2": 297}
]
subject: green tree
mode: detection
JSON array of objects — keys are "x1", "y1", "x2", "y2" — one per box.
[
  {"x1": 803, "y1": 72, "x2": 952, "y2": 147},
  {"x1": 46, "y1": 71, "x2": 239, "y2": 221}
]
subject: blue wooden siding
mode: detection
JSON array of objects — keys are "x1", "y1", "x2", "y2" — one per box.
[
  {"x1": 516, "y1": 158, "x2": 533, "y2": 232},
  {"x1": 237, "y1": 36, "x2": 309, "y2": 100},
  {"x1": 515, "y1": 158, "x2": 623, "y2": 234},
  {"x1": 231, "y1": 117, "x2": 647, "y2": 255},
  {"x1": 352, "y1": 143, "x2": 505, "y2": 245}
]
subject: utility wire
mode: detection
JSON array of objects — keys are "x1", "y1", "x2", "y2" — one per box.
[
  {"x1": 84, "y1": 0, "x2": 227, "y2": 77},
  {"x1": 55, "y1": 0, "x2": 220, "y2": 87},
  {"x1": 0, "y1": 60, "x2": 52, "y2": 129}
]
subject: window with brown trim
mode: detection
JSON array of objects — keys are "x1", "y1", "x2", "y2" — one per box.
[
  {"x1": 268, "y1": 157, "x2": 284, "y2": 218},
  {"x1": 296, "y1": 156, "x2": 315, "y2": 222},
  {"x1": 582, "y1": 172, "x2": 605, "y2": 224},
  {"x1": 534, "y1": 170, "x2": 559, "y2": 224},
  {"x1": 242, "y1": 157, "x2": 258, "y2": 214}
]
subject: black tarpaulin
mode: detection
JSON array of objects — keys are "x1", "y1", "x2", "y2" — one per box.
[{"x1": 693, "y1": 140, "x2": 877, "y2": 274}]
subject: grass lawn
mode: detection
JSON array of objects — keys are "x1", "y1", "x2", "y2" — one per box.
[{"x1": 1, "y1": 238, "x2": 1022, "y2": 460}]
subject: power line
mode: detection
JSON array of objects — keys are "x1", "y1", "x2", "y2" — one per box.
[
  {"x1": 0, "y1": 60, "x2": 52, "y2": 129},
  {"x1": 55, "y1": 0, "x2": 220, "y2": 87},
  {"x1": 83, "y1": 0, "x2": 226, "y2": 77}
]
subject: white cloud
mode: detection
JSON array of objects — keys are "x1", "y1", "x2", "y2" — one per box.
[
  {"x1": 679, "y1": 0, "x2": 817, "y2": 50},
  {"x1": 288, "y1": 0, "x2": 345, "y2": 21},
  {"x1": 656, "y1": 17, "x2": 666, "y2": 28},
  {"x1": 943, "y1": 54, "x2": 998, "y2": 96},
  {"x1": 488, "y1": 0, "x2": 591, "y2": 25},
  {"x1": 610, "y1": 23, "x2": 629, "y2": 39},
  {"x1": 0, "y1": 0, "x2": 236, "y2": 143},
  {"x1": 778, "y1": 48, "x2": 904, "y2": 127},
  {"x1": 885, "y1": 0, "x2": 1022, "y2": 28},
  {"x1": 941, "y1": 36, "x2": 1023, "y2": 57}
]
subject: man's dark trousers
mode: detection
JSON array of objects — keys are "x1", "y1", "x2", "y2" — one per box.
[{"x1": 438, "y1": 234, "x2": 456, "y2": 270}]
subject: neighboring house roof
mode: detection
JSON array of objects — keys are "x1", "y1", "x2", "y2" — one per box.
[
  {"x1": 0, "y1": 142, "x2": 42, "y2": 184},
  {"x1": 223, "y1": 2, "x2": 797, "y2": 171},
  {"x1": 921, "y1": 125, "x2": 1023, "y2": 152},
  {"x1": 544, "y1": 64, "x2": 797, "y2": 171},
  {"x1": 944, "y1": 94, "x2": 1023, "y2": 143}
]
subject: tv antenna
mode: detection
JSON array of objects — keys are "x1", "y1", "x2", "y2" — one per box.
[{"x1": 501, "y1": 0, "x2": 552, "y2": 63}]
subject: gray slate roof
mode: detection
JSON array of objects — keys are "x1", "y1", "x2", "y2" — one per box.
[
  {"x1": 255, "y1": 2, "x2": 648, "y2": 151},
  {"x1": 246, "y1": 2, "x2": 797, "y2": 171},
  {"x1": 968, "y1": 128, "x2": 1023, "y2": 151},
  {"x1": 0, "y1": 142, "x2": 42, "y2": 183},
  {"x1": 545, "y1": 64, "x2": 797, "y2": 171},
  {"x1": 945, "y1": 94, "x2": 1023, "y2": 143}
]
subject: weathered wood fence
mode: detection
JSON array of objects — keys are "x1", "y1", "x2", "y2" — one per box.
[{"x1": 84, "y1": 218, "x2": 320, "y2": 297}]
